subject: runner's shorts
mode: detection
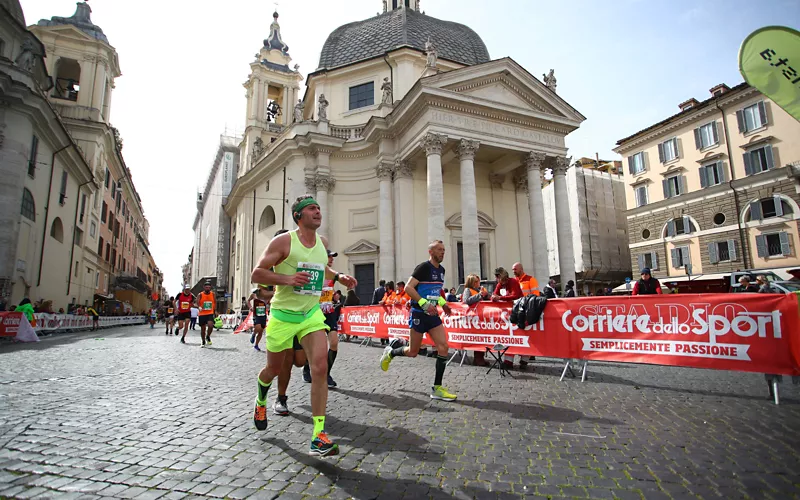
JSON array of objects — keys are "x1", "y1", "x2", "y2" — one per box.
[
  {"x1": 177, "y1": 312, "x2": 191, "y2": 321},
  {"x1": 266, "y1": 308, "x2": 328, "y2": 353},
  {"x1": 409, "y1": 310, "x2": 442, "y2": 334},
  {"x1": 253, "y1": 315, "x2": 267, "y2": 327},
  {"x1": 198, "y1": 315, "x2": 213, "y2": 326}
]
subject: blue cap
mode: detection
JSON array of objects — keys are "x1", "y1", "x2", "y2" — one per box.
[{"x1": 641, "y1": 268, "x2": 651, "y2": 275}]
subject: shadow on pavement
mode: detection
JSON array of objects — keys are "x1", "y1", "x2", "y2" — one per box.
[
  {"x1": 266, "y1": 437, "x2": 523, "y2": 500},
  {"x1": 335, "y1": 388, "x2": 455, "y2": 413}
]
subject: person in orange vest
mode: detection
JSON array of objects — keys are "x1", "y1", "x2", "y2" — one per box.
[
  {"x1": 394, "y1": 281, "x2": 411, "y2": 306},
  {"x1": 197, "y1": 280, "x2": 217, "y2": 347},
  {"x1": 512, "y1": 262, "x2": 539, "y2": 296}
]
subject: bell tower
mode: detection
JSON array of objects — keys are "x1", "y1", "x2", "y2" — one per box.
[
  {"x1": 384, "y1": 0, "x2": 420, "y2": 12},
  {"x1": 241, "y1": 10, "x2": 304, "y2": 172}
]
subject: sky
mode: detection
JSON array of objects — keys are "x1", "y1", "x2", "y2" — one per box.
[{"x1": 19, "y1": 0, "x2": 800, "y2": 295}]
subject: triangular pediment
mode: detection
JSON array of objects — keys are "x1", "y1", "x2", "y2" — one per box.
[
  {"x1": 35, "y1": 24, "x2": 98, "y2": 43},
  {"x1": 443, "y1": 76, "x2": 562, "y2": 116},
  {"x1": 344, "y1": 239, "x2": 379, "y2": 255}
]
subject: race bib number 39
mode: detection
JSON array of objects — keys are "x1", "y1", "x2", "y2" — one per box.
[
  {"x1": 181, "y1": 302, "x2": 189, "y2": 309},
  {"x1": 294, "y1": 262, "x2": 325, "y2": 296}
]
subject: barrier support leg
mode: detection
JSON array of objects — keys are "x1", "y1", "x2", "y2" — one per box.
[
  {"x1": 446, "y1": 350, "x2": 460, "y2": 367},
  {"x1": 459, "y1": 350, "x2": 467, "y2": 367},
  {"x1": 559, "y1": 360, "x2": 575, "y2": 382},
  {"x1": 773, "y1": 378, "x2": 780, "y2": 405},
  {"x1": 359, "y1": 336, "x2": 372, "y2": 347},
  {"x1": 581, "y1": 361, "x2": 589, "y2": 383}
]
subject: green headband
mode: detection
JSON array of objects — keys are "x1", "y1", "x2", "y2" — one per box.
[{"x1": 293, "y1": 198, "x2": 319, "y2": 218}]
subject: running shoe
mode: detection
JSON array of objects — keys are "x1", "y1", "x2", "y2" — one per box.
[
  {"x1": 254, "y1": 345, "x2": 261, "y2": 352},
  {"x1": 327, "y1": 375, "x2": 337, "y2": 388},
  {"x1": 273, "y1": 397, "x2": 289, "y2": 416},
  {"x1": 201, "y1": 343, "x2": 206, "y2": 348},
  {"x1": 206, "y1": 339, "x2": 212, "y2": 346},
  {"x1": 309, "y1": 432, "x2": 339, "y2": 457},
  {"x1": 379, "y1": 346, "x2": 393, "y2": 372},
  {"x1": 430, "y1": 385, "x2": 457, "y2": 401},
  {"x1": 254, "y1": 402, "x2": 268, "y2": 431},
  {"x1": 180, "y1": 337, "x2": 186, "y2": 344},
  {"x1": 302, "y1": 364, "x2": 312, "y2": 383},
  {"x1": 250, "y1": 332, "x2": 256, "y2": 344}
]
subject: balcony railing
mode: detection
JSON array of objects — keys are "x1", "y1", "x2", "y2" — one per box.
[{"x1": 329, "y1": 125, "x2": 364, "y2": 141}]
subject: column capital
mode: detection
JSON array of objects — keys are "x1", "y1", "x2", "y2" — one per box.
[
  {"x1": 304, "y1": 176, "x2": 316, "y2": 194},
  {"x1": 421, "y1": 132, "x2": 448, "y2": 156},
  {"x1": 394, "y1": 159, "x2": 414, "y2": 179},
  {"x1": 525, "y1": 151, "x2": 547, "y2": 171},
  {"x1": 376, "y1": 161, "x2": 394, "y2": 181},
  {"x1": 552, "y1": 156, "x2": 572, "y2": 176},
  {"x1": 315, "y1": 174, "x2": 336, "y2": 192},
  {"x1": 457, "y1": 139, "x2": 480, "y2": 161},
  {"x1": 489, "y1": 173, "x2": 505, "y2": 189},
  {"x1": 513, "y1": 172, "x2": 528, "y2": 193}
]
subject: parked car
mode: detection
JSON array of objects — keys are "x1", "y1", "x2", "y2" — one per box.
[
  {"x1": 729, "y1": 270, "x2": 782, "y2": 292},
  {"x1": 766, "y1": 281, "x2": 800, "y2": 294}
]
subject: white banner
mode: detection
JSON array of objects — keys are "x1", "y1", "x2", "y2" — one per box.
[
  {"x1": 582, "y1": 338, "x2": 751, "y2": 361},
  {"x1": 33, "y1": 314, "x2": 146, "y2": 332}
]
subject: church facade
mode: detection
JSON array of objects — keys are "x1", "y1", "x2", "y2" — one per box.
[{"x1": 224, "y1": 0, "x2": 585, "y2": 304}]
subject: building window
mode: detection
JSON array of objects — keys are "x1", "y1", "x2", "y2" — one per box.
[
  {"x1": 111, "y1": 181, "x2": 116, "y2": 200},
  {"x1": 104, "y1": 168, "x2": 110, "y2": 189},
  {"x1": 634, "y1": 185, "x2": 648, "y2": 207},
  {"x1": 74, "y1": 228, "x2": 83, "y2": 246},
  {"x1": 236, "y1": 241, "x2": 241, "y2": 269},
  {"x1": 52, "y1": 58, "x2": 81, "y2": 101},
  {"x1": 662, "y1": 175, "x2": 685, "y2": 199},
  {"x1": 101, "y1": 201, "x2": 108, "y2": 223},
  {"x1": 28, "y1": 136, "x2": 38, "y2": 178},
  {"x1": 79, "y1": 194, "x2": 87, "y2": 223},
  {"x1": 105, "y1": 243, "x2": 111, "y2": 262},
  {"x1": 658, "y1": 138, "x2": 679, "y2": 163},
  {"x1": 713, "y1": 213, "x2": 726, "y2": 226},
  {"x1": 50, "y1": 217, "x2": 64, "y2": 243},
  {"x1": 348, "y1": 82, "x2": 374, "y2": 110},
  {"x1": 627, "y1": 152, "x2": 646, "y2": 175},
  {"x1": 749, "y1": 196, "x2": 793, "y2": 221},
  {"x1": 694, "y1": 122, "x2": 719, "y2": 150},
  {"x1": 757, "y1": 232, "x2": 791, "y2": 258},
  {"x1": 642, "y1": 229, "x2": 651, "y2": 240},
  {"x1": 637, "y1": 251, "x2": 658, "y2": 271},
  {"x1": 708, "y1": 240, "x2": 738, "y2": 264},
  {"x1": 95, "y1": 272, "x2": 99, "y2": 287},
  {"x1": 671, "y1": 246, "x2": 690, "y2": 268},
  {"x1": 21, "y1": 188, "x2": 35, "y2": 221},
  {"x1": 258, "y1": 206, "x2": 276, "y2": 231},
  {"x1": 98, "y1": 236, "x2": 104, "y2": 255},
  {"x1": 666, "y1": 216, "x2": 695, "y2": 237},
  {"x1": 699, "y1": 161, "x2": 725, "y2": 188},
  {"x1": 108, "y1": 212, "x2": 114, "y2": 230},
  {"x1": 737, "y1": 101, "x2": 767, "y2": 133},
  {"x1": 743, "y1": 144, "x2": 774, "y2": 176},
  {"x1": 59, "y1": 171, "x2": 68, "y2": 206},
  {"x1": 74, "y1": 261, "x2": 79, "y2": 277},
  {"x1": 90, "y1": 221, "x2": 97, "y2": 238}
]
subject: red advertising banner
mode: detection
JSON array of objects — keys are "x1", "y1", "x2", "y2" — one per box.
[
  {"x1": 339, "y1": 294, "x2": 800, "y2": 375},
  {"x1": 0, "y1": 312, "x2": 39, "y2": 342}
]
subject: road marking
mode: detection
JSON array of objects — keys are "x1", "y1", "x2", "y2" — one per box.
[{"x1": 553, "y1": 432, "x2": 606, "y2": 439}]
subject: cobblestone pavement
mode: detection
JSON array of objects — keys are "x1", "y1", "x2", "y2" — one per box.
[{"x1": 0, "y1": 325, "x2": 799, "y2": 499}]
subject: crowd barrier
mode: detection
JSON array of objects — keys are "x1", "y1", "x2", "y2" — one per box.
[
  {"x1": 0, "y1": 313, "x2": 38, "y2": 342},
  {"x1": 339, "y1": 294, "x2": 800, "y2": 376},
  {"x1": 33, "y1": 314, "x2": 146, "y2": 332}
]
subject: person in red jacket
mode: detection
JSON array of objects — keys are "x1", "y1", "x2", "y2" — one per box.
[
  {"x1": 631, "y1": 268, "x2": 662, "y2": 295},
  {"x1": 491, "y1": 267, "x2": 522, "y2": 302}
]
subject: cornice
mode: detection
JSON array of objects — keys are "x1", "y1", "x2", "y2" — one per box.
[
  {"x1": 331, "y1": 146, "x2": 378, "y2": 159},
  {"x1": 427, "y1": 100, "x2": 572, "y2": 136}
]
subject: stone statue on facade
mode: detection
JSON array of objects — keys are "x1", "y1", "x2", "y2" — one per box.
[
  {"x1": 293, "y1": 99, "x2": 304, "y2": 123},
  {"x1": 317, "y1": 94, "x2": 329, "y2": 121},
  {"x1": 382, "y1": 0, "x2": 388, "y2": 13},
  {"x1": 425, "y1": 37, "x2": 438, "y2": 68},
  {"x1": 252, "y1": 137, "x2": 264, "y2": 162},
  {"x1": 15, "y1": 39, "x2": 36, "y2": 72},
  {"x1": 380, "y1": 77, "x2": 393, "y2": 105},
  {"x1": 543, "y1": 69, "x2": 557, "y2": 92}
]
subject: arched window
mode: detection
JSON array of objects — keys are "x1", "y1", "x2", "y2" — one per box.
[
  {"x1": 50, "y1": 217, "x2": 64, "y2": 243},
  {"x1": 258, "y1": 206, "x2": 276, "y2": 231},
  {"x1": 52, "y1": 58, "x2": 81, "y2": 101},
  {"x1": 21, "y1": 188, "x2": 35, "y2": 221},
  {"x1": 665, "y1": 216, "x2": 697, "y2": 237},
  {"x1": 748, "y1": 196, "x2": 794, "y2": 222}
]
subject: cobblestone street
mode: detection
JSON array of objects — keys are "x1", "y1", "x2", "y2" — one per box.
[{"x1": 0, "y1": 325, "x2": 799, "y2": 499}]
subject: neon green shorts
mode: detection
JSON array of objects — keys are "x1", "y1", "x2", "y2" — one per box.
[{"x1": 265, "y1": 308, "x2": 329, "y2": 353}]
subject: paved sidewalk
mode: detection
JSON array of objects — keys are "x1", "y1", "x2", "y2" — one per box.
[{"x1": 0, "y1": 325, "x2": 799, "y2": 499}]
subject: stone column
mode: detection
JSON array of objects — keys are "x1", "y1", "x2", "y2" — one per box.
[
  {"x1": 458, "y1": 139, "x2": 481, "y2": 277},
  {"x1": 394, "y1": 159, "x2": 416, "y2": 281},
  {"x1": 553, "y1": 156, "x2": 575, "y2": 294},
  {"x1": 526, "y1": 152, "x2": 550, "y2": 290},
  {"x1": 421, "y1": 132, "x2": 448, "y2": 243},
  {"x1": 313, "y1": 175, "x2": 334, "y2": 240},
  {"x1": 513, "y1": 173, "x2": 534, "y2": 273},
  {"x1": 376, "y1": 161, "x2": 395, "y2": 282}
]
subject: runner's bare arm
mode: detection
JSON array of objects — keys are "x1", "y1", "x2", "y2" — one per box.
[
  {"x1": 247, "y1": 293, "x2": 255, "y2": 311},
  {"x1": 251, "y1": 233, "x2": 310, "y2": 287},
  {"x1": 320, "y1": 236, "x2": 358, "y2": 289},
  {"x1": 405, "y1": 277, "x2": 422, "y2": 302}
]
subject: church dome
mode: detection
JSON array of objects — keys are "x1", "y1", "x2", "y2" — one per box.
[{"x1": 317, "y1": 8, "x2": 490, "y2": 70}]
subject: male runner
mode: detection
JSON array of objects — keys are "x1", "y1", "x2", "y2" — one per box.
[
  {"x1": 302, "y1": 249, "x2": 342, "y2": 387},
  {"x1": 379, "y1": 240, "x2": 456, "y2": 401},
  {"x1": 163, "y1": 296, "x2": 175, "y2": 335},
  {"x1": 250, "y1": 195, "x2": 357, "y2": 456},
  {"x1": 248, "y1": 286, "x2": 272, "y2": 351},
  {"x1": 176, "y1": 285, "x2": 195, "y2": 343},
  {"x1": 197, "y1": 280, "x2": 217, "y2": 347}
]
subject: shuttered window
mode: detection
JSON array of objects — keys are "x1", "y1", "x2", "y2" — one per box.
[
  {"x1": 749, "y1": 196, "x2": 791, "y2": 221},
  {"x1": 699, "y1": 161, "x2": 725, "y2": 188},
  {"x1": 635, "y1": 185, "x2": 648, "y2": 207},
  {"x1": 637, "y1": 252, "x2": 658, "y2": 271},
  {"x1": 708, "y1": 240, "x2": 738, "y2": 264},
  {"x1": 662, "y1": 175, "x2": 685, "y2": 199},
  {"x1": 736, "y1": 101, "x2": 768, "y2": 133},
  {"x1": 657, "y1": 138, "x2": 679, "y2": 163},
  {"x1": 743, "y1": 144, "x2": 774, "y2": 176},
  {"x1": 670, "y1": 246, "x2": 690, "y2": 268},
  {"x1": 694, "y1": 122, "x2": 719, "y2": 149},
  {"x1": 756, "y1": 233, "x2": 791, "y2": 258},
  {"x1": 627, "y1": 152, "x2": 646, "y2": 175},
  {"x1": 666, "y1": 216, "x2": 694, "y2": 237}
]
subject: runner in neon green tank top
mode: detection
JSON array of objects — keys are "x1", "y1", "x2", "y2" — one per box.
[{"x1": 250, "y1": 195, "x2": 357, "y2": 457}]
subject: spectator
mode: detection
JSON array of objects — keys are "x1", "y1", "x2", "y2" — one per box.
[
  {"x1": 15, "y1": 298, "x2": 35, "y2": 324},
  {"x1": 512, "y1": 262, "x2": 539, "y2": 296},
  {"x1": 379, "y1": 281, "x2": 396, "y2": 304},
  {"x1": 190, "y1": 305, "x2": 199, "y2": 330},
  {"x1": 345, "y1": 289, "x2": 360, "y2": 306},
  {"x1": 738, "y1": 276, "x2": 759, "y2": 293},
  {"x1": 756, "y1": 275, "x2": 775, "y2": 293},
  {"x1": 462, "y1": 274, "x2": 488, "y2": 305},
  {"x1": 371, "y1": 280, "x2": 387, "y2": 305},
  {"x1": 631, "y1": 268, "x2": 662, "y2": 295},
  {"x1": 492, "y1": 267, "x2": 522, "y2": 302},
  {"x1": 58, "y1": 308, "x2": 65, "y2": 314},
  {"x1": 393, "y1": 281, "x2": 410, "y2": 306},
  {"x1": 446, "y1": 287, "x2": 458, "y2": 302},
  {"x1": 543, "y1": 279, "x2": 559, "y2": 299},
  {"x1": 564, "y1": 280, "x2": 576, "y2": 297}
]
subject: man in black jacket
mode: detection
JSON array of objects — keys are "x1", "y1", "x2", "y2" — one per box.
[
  {"x1": 371, "y1": 280, "x2": 386, "y2": 305},
  {"x1": 543, "y1": 279, "x2": 558, "y2": 299}
]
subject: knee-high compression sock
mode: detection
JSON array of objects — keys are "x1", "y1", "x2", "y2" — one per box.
[
  {"x1": 390, "y1": 347, "x2": 406, "y2": 358},
  {"x1": 327, "y1": 349, "x2": 337, "y2": 375},
  {"x1": 434, "y1": 355, "x2": 448, "y2": 386},
  {"x1": 256, "y1": 377, "x2": 271, "y2": 406},
  {"x1": 312, "y1": 416, "x2": 326, "y2": 438}
]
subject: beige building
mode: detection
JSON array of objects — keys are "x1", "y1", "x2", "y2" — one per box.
[
  {"x1": 224, "y1": 1, "x2": 586, "y2": 304},
  {"x1": 614, "y1": 82, "x2": 800, "y2": 279}
]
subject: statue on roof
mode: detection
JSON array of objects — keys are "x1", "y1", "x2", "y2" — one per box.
[
  {"x1": 543, "y1": 69, "x2": 557, "y2": 93},
  {"x1": 318, "y1": 94, "x2": 329, "y2": 121},
  {"x1": 15, "y1": 39, "x2": 36, "y2": 72},
  {"x1": 425, "y1": 37, "x2": 438, "y2": 68},
  {"x1": 294, "y1": 99, "x2": 304, "y2": 123},
  {"x1": 381, "y1": 77, "x2": 393, "y2": 105}
]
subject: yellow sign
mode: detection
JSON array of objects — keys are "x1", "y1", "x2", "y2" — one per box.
[{"x1": 739, "y1": 26, "x2": 800, "y2": 123}]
